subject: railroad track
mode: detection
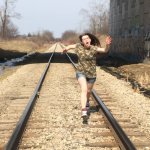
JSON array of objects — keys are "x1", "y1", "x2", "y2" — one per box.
[{"x1": 0, "y1": 43, "x2": 150, "y2": 150}]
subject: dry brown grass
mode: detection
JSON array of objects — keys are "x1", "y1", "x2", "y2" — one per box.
[
  {"x1": 138, "y1": 72, "x2": 150, "y2": 88},
  {"x1": 0, "y1": 39, "x2": 54, "y2": 54},
  {"x1": 0, "y1": 39, "x2": 39, "y2": 53},
  {"x1": 119, "y1": 64, "x2": 150, "y2": 89}
]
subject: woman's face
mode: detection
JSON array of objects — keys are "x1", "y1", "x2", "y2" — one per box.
[{"x1": 81, "y1": 35, "x2": 91, "y2": 48}]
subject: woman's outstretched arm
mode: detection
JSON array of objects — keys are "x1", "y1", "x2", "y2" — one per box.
[{"x1": 63, "y1": 44, "x2": 76, "y2": 53}]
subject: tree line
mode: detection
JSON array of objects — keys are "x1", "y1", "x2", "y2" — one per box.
[{"x1": 0, "y1": 0, "x2": 109, "y2": 42}]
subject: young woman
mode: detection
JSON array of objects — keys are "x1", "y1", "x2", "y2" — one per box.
[{"x1": 63, "y1": 33, "x2": 112, "y2": 121}]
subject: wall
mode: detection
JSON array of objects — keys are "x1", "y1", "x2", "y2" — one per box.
[{"x1": 109, "y1": 0, "x2": 150, "y2": 62}]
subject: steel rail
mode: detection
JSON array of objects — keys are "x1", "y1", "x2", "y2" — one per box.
[
  {"x1": 63, "y1": 47, "x2": 136, "y2": 150},
  {"x1": 5, "y1": 44, "x2": 58, "y2": 150},
  {"x1": 92, "y1": 90, "x2": 136, "y2": 150}
]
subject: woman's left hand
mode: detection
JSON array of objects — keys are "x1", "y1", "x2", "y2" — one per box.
[{"x1": 106, "y1": 36, "x2": 112, "y2": 45}]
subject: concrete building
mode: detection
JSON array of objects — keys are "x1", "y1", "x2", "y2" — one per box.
[{"x1": 109, "y1": 0, "x2": 150, "y2": 62}]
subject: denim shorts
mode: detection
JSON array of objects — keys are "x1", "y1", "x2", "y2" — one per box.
[{"x1": 76, "y1": 72, "x2": 96, "y2": 84}]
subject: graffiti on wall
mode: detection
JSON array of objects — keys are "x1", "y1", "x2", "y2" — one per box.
[
  {"x1": 110, "y1": 17, "x2": 150, "y2": 62},
  {"x1": 144, "y1": 32, "x2": 150, "y2": 58},
  {"x1": 110, "y1": 36, "x2": 146, "y2": 62}
]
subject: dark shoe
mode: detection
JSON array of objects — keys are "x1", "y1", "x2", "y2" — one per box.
[
  {"x1": 82, "y1": 115, "x2": 88, "y2": 124},
  {"x1": 87, "y1": 109, "x2": 91, "y2": 116}
]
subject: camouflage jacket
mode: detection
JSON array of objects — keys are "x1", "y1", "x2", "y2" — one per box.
[{"x1": 75, "y1": 43, "x2": 98, "y2": 78}]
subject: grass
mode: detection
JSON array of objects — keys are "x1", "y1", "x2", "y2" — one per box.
[
  {"x1": 119, "y1": 64, "x2": 150, "y2": 89},
  {"x1": 0, "y1": 39, "x2": 38, "y2": 53}
]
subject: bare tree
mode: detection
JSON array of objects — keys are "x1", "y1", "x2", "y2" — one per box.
[
  {"x1": 7, "y1": 20, "x2": 18, "y2": 37},
  {"x1": 80, "y1": 0, "x2": 109, "y2": 35},
  {"x1": 41, "y1": 30, "x2": 54, "y2": 42},
  {"x1": 61, "y1": 30, "x2": 77, "y2": 40},
  {"x1": 0, "y1": 0, "x2": 20, "y2": 39},
  {"x1": 61, "y1": 30, "x2": 79, "y2": 44},
  {"x1": 30, "y1": 30, "x2": 54, "y2": 47}
]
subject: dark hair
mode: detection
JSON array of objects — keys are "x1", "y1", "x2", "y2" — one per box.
[{"x1": 79, "y1": 33, "x2": 101, "y2": 47}]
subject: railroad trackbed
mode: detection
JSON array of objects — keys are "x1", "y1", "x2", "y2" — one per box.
[{"x1": 0, "y1": 43, "x2": 150, "y2": 150}]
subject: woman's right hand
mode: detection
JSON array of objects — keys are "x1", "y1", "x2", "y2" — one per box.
[
  {"x1": 106, "y1": 36, "x2": 112, "y2": 45},
  {"x1": 62, "y1": 44, "x2": 76, "y2": 54},
  {"x1": 63, "y1": 48, "x2": 67, "y2": 53}
]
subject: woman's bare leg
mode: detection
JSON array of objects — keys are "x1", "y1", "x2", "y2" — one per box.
[
  {"x1": 77, "y1": 76, "x2": 88, "y2": 110},
  {"x1": 87, "y1": 82, "x2": 94, "y2": 101}
]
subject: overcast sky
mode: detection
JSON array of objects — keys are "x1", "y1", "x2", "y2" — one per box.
[{"x1": 12, "y1": 0, "x2": 109, "y2": 38}]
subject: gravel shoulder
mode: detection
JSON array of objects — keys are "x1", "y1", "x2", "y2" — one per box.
[{"x1": 96, "y1": 67, "x2": 150, "y2": 140}]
